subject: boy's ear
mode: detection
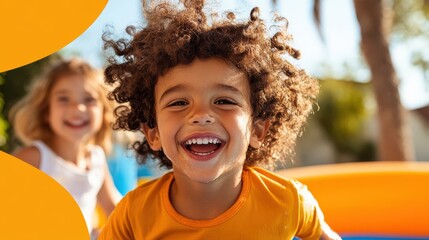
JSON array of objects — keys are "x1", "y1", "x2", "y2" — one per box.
[
  {"x1": 249, "y1": 119, "x2": 270, "y2": 149},
  {"x1": 141, "y1": 124, "x2": 162, "y2": 151}
]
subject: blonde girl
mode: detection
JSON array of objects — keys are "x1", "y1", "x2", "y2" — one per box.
[{"x1": 9, "y1": 58, "x2": 121, "y2": 235}]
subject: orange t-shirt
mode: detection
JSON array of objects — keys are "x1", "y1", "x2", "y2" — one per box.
[{"x1": 99, "y1": 167, "x2": 324, "y2": 240}]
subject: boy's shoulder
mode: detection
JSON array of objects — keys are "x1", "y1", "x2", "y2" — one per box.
[
  {"x1": 125, "y1": 171, "x2": 174, "y2": 204},
  {"x1": 246, "y1": 166, "x2": 307, "y2": 194}
]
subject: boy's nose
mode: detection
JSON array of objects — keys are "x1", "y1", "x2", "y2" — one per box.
[{"x1": 189, "y1": 113, "x2": 215, "y2": 125}]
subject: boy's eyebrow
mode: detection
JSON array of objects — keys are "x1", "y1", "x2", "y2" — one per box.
[
  {"x1": 159, "y1": 84, "x2": 186, "y2": 102},
  {"x1": 215, "y1": 83, "x2": 244, "y2": 97},
  {"x1": 159, "y1": 83, "x2": 244, "y2": 102}
]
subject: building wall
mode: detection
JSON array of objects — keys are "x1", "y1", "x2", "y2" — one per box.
[{"x1": 409, "y1": 111, "x2": 429, "y2": 161}]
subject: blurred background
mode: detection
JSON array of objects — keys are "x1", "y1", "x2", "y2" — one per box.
[{"x1": 1, "y1": 0, "x2": 428, "y2": 171}]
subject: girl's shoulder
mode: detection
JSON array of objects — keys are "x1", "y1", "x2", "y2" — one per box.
[
  {"x1": 13, "y1": 145, "x2": 41, "y2": 169},
  {"x1": 88, "y1": 145, "x2": 106, "y2": 166}
]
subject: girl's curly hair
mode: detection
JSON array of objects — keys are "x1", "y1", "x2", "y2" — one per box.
[{"x1": 103, "y1": 0, "x2": 319, "y2": 170}]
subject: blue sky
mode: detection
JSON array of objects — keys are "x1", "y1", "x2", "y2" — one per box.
[{"x1": 61, "y1": 0, "x2": 429, "y2": 109}]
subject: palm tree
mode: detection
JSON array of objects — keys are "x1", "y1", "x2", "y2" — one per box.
[
  {"x1": 352, "y1": 0, "x2": 414, "y2": 161},
  {"x1": 272, "y1": 0, "x2": 415, "y2": 161}
]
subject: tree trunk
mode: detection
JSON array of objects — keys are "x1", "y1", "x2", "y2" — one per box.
[{"x1": 354, "y1": 0, "x2": 414, "y2": 161}]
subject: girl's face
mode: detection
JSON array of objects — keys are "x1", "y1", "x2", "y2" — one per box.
[
  {"x1": 144, "y1": 58, "x2": 267, "y2": 184},
  {"x1": 48, "y1": 75, "x2": 104, "y2": 144}
]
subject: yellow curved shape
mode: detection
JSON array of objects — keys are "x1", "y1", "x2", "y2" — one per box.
[
  {"x1": 0, "y1": 151, "x2": 89, "y2": 240},
  {"x1": 0, "y1": 0, "x2": 107, "y2": 72},
  {"x1": 276, "y1": 161, "x2": 429, "y2": 237}
]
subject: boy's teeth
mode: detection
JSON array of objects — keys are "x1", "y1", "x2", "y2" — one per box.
[{"x1": 185, "y1": 137, "x2": 220, "y2": 145}]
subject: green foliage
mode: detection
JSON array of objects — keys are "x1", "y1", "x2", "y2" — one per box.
[
  {"x1": 387, "y1": 0, "x2": 429, "y2": 96},
  {"x1": 0, "y1": 74, "x2": 8, "y2": 150},
  {"x1": 316, "y1": 78, "x2": 375, "y2": 160},
  {"x1": 388, "y1": 0, "x2": 429, "y2": 39}
]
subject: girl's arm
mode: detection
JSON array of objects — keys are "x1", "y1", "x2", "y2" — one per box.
[
  {"x1": 13, "y1": 146, "x2": 41, "y2": 169},
  {"x1": 97, "y1": 163, "x2": 122, "y2": 216}
]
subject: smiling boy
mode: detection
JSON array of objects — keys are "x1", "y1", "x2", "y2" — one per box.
[
  {"x1": 99, "y1": 0, "x2": 340, "y2": 239},
  {"x1": 144, "y1": 58, "x2": 266, "y2": 221}
]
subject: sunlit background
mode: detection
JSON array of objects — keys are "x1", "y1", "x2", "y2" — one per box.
[
  {"x1": 1, "y1": 0, "x2": 429, "y2": 166},
  {"x1": 1, "y1": 1, "x2": 429, "y2": 238}
]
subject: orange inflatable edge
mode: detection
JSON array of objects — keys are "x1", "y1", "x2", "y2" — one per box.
[{"x1": 276, "y1": 161, "x2": 429, "y2": 237}]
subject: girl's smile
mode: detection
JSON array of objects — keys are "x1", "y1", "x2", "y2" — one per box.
[{"x1": 64, "y1": 119, "x2": 90, "y2": 128}]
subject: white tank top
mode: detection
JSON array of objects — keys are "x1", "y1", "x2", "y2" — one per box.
[{"x1": 33, "y1": 140, "x2": 105, "y2": 232}]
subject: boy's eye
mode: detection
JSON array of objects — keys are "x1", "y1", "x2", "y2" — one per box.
[
  {"x1": 215, "y1": 99, "x2": 236, "y2": 105},
  {"x1": 167, "y1": 100, "x2": 188, "y2": 107}
]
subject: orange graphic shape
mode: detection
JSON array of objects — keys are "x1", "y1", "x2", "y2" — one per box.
[
  {"x1": 0, "y1": 0, "x2": 108, "y2": 72},
  {"x1": 0, "y1": 151, "x2": 89, "y2": 240}
]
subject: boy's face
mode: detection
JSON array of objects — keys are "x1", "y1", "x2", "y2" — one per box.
[{"x1": 143, "y1": 58, "x2": 267, "y2": 184}]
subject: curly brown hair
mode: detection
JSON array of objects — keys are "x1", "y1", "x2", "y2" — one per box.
[{"x1": 103, "y1": 0, "x2": 319, "y2": 170}]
